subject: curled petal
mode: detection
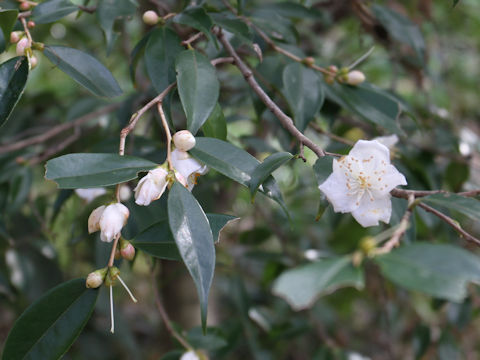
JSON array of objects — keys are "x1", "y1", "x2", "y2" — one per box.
[
  {"x1": 171, "y1": 149, "x2": 208, "y2": 190},
  {"x1": 134, "y1": 168, "x2": 168, "y2": 206},
  {"x1": 88, "y1": 205, "x2": 105, "y2": 234}
]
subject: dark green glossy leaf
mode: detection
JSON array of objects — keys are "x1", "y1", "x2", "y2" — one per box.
[
  {"x1": 257, "y1": 2, "x2": 323, "y2": 19},
  {"x1": 131, "y1": 213, "x2": 237, "y2": 260},
  {"x1": 168, "y1": 182, "x2": 215, "y2": 331},
  {"x1": 0, "y1": 56, "x2": 28, "y2": 128},
  {"x1": 421, "y1": 193, "x2": 480, "y2": 222},
  {"x1": 249, "y1": 152, "x2": 293, "y2": 198},
  {"x1": 176, "y1": 50, "x2": 219, "y2": 134},
  {"x1": 372, "y1": 5, "x2": 425, "y2": 66},
  {"x1": 129, "y1": 31, "x2": 151, "y2": 85},
  {"x1": 44, "y1": 46, "x2": 123, "y2": 97},
  {"x1": 445, "y1": 161, "x2": 469, "y2": 192},
  {"x1": 145, "y1": 27, "x2": 183, "y2": 94},
  {"x1": 97, "y1": 0, "x2": 137, "y2": 52},
  {"x1": 201, "y1": 103, "x2": 227, "y2": 140},
  {"x1": 282, "y1": 63, "x2": 324, "y2": 131},
  {"x1": 173, "y1": 7, "x2": 215, "y2": 45},
  {"x1": 2, "y1": 278, "x2": 99, "y2": 360},
  {"x1": 313, "y1": 156, "x2": 334, "y2": 185},
  {"x1": 375, "y1": 243, "x2": 480, "y2": 302},
  {"x1": 45, "y1": 153, "x2": 157, "y2": 188},
  {"x1": 210, "y1": 13, "x2": 252, "y2": 44},
  {"x1": 324, "y1": 82, "x2": 402, "y2": 134},
  {"x1": 272, "y1": 257, "x2": 364, "y2": 310},
  {"x1": 0, "y1": 9, "x2": 18, "y2": 42},
  {"x1": 32, "y1": 0, "x2": 78, "y2": 24}
]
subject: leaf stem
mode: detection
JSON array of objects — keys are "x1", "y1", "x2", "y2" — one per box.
[{"x1": 157, "y1": 103, "x2": 173, "y2": 170}]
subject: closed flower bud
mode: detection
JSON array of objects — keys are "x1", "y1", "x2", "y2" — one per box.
[
  {"x1": 346, "y1": 70, "x2": 366, "y2": 86},
  {"x1": 27, "y1": 21, "x2": 35, "y2": 29},
  {"x1": 19, "y1": 1, "x2": 30, "y2": 11},
  {"x1": 86, "y1": 267, "x2": 107, "y2": 289},
  {"x1": 16, "y1": 37, "x2": 29, "y2": 56},
  {"x1": 105, "y1": 266, "x2": 120, "y2": 286},
  {"x1": 134, "y1": 167, "x2": 168, "y2": 206},
  {"x1": 173, "y1": 130, "x2": 196, "y2": 151},
  {"x1": 119, "y1": 184, "x2": 132, "y2": 201},
  {"x1": 88, "y1": 205, "x2": 106, "y2": 233},
  {"x1": 143, "y1": 10, "x2": 159, "y2": 26},
  {"x1": 30, "y1": 56, "x2": 38, "y2": 69},
  {"x1": 99, "y1": 203, "x2": 129, "y2": 242},
  {"x1": 10, "y1": 31, "x2": 22, "y2": 44},
  {"x1": 121, "y1": 243, "x2": 135, "y2": 261}
]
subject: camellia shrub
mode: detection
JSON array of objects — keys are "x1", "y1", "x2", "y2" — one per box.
[{"x1": 0, "y1": 0, "x2": 479, "y2": 359}]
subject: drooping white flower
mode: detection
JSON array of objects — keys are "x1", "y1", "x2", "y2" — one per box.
[
  {"x1": 171, "y1": 148, "x2": 208, "y2": 190},
  {"x1": 88, "y1": 203, "x2": 129, "y2": 242},
  {"x1": 134, "y1": 167, "x2": 168, "y2": 206},
  {"x1": 180, "y1": 351, "x2": 200, "y2": 360},
  {"x1": 318, "y1": 140, "x2": 407, "y2": 227},
  {"x1": 75, "y1": 187, "x2": 107, "y2": 203}
]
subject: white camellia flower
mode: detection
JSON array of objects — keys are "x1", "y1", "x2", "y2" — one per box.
[
  {"x1": 171, "y1": 148, "x2": 208, "y2": 190},
  {"x1": 373, "y1": 134, "x2": 399, "y2": 150},
  {"x1": 75, "y1": 188, "x2": 107, "y2": 203},
  {"x1": 134, "y1": 167, "x2": 168, "y2": 206},
  {"x1": 318, "y1": 140, "x2": 407, "y2": 227},
  {"x1": 88, "y1": 203, "x2": 129, "y2": 242},
  {"x1": 180, "y1": 350, "x2": 200, "y2": 360}
]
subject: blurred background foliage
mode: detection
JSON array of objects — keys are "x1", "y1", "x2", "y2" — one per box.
[{"x1": 1, "y1": 0, "x2": 480, "y2": 359}]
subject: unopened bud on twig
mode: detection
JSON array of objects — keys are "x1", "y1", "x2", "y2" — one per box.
[
  {"x1": 346, "y1": 70, "x2": 366, "y2": 86},
  {"x1": 19, "y1": 1, "x2": 31, "y2": 11},
  {"x1": 29, "y1": 55, "x2": 38, "y2": 69},
  {"x1": 27, "y1": 20, "x2": 35, "y2": 29},
  {"x1": 10, "y1": 31, "x2": 22, "y2": 43},
  {"x1": 16, "y1": 37, "x2": 29, "y2": 56},
  {"x1": 86, "y1": 267, "x2": 108, "y2": 288},
  {"x1": 120, "y1": 239, "x2": 136, "y2": 261},
  {"x1": 173, "y1": 130, "x2": 196, "y2": 151},
  {"x1": 143, "y1": 10, "x2": 159, "y2": 26}
]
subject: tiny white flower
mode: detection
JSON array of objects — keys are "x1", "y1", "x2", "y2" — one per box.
[
  {"x1": 171, "y1": 149, "x2": 208, "y2": 190},
  {"x1": 319, "y1": 140, "x2": 407, "y2": 227},
  {"x1": 75, "y1": 188, "x2": 107, "y2": 203},
  {"x1": 173, "y1": 130, "x2": 196, "y2": 151},
  {"x1": 180, "y1": 350, "x2": 200, "y2": 360},
  {"x1": 88, "y1": 203, "x2": 129, "y2": 242},
  {"x1": 134, "y1": 168, "x2": 168, "y2": 206},
  {"x1": 373, "y1": 134, "x2": 399, "y2": 150}
]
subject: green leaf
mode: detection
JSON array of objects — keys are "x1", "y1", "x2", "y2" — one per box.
[
  {"x1": 173, "y1": 7, "x2": 216, "y2": 46},
  {"x1": 45, "y1": 153, "x2": 157, "y2": 189},
  {"x1": 453, "y1": 0, "x2": 460, "y2": 7},
  {"x1": 272, "y1": 257, "x2": 364, "y2": 310},
  {"x1": 168, "y1": 182, "x2": 215, "y2": 331},
  {"x1": 96, "y1": 0, "x2": 137, "y2": 52},
  {"x1": 131, "y1": 213, "x2": 237, "y2": 260},
  {"x1": 2, "y1": 278, "x2": 99, "y2": 360},
  {"x1": 190, "y1": 137, "x2": 287, "y2": 211},
  {"x1": 176, "y1": 50, "x2": 220, "y2": 134},
  {"x1": 201, "y1": 103, "x2": 227, "y2": 140},
  {"x1": 375, "y1": 243, "x2": 480, "y2": 302},
  {"x1": 257, "y1": 2, "x2": 323, "y2": 19},
  {"x1": 313, "y1": 156, "x2": 334, "y2": 186},
  {"x1": 282, "y1": 63, "x2": 324, "y2": 131},
  {"x1": 210, "y1": 13, "x2": 252, "y2": 44},
  {"x1": 43, "y1": 46, "x2": 123, "y2": 98},
  {"x1": 129, "y1": 31, "x2": 151, "y2": 85},
  {"x1": 0, "y1": 56, "x2": 28, "y2": 128},
  {"x1": 145, "y1": 27, "x2": 183, "y2": 94},
  {"x1": 249, "y1": 152, "x2": 293, "y2": 198},
  {"x1": 0, "y1": 9, "x2": 18, "y2": 43},
  {"x1": 372, "y1": 5, "x2": 425, "y2": 66},
  {"x1": 324, "y1": 82, "x2": 402, "y2": 134},
  {"x1": 421, "y1": 193, "x2": 480, "y2": 222},
  {"x1": 32, "y1": 0, "x2": 78, "y2": 24}
]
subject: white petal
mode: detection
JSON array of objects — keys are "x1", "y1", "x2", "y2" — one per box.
[
  {"x1": 319, "y1": 171, "x2": 359, "y2": 213},
  {"x1": 374, "y1": 134, "x2": 399, "y2": 149},
  {"x1": 99, "y1": 203, "x2": 129, "y2": 242},
  {"x1": 349, "y1": 140, "x2": 391, "y2": 166},
  {"x1": 88, "y1": 205, "x2": 105, "y2": 234},
  {"x1": 180, "y1": 351, "x2": 200, "y2": 360},
  {"x1": 75, "y1": 188, "x2": 107, "y2": 203},
  {"x1": 172, "y1": 149, "x2": 207, "y2": 181},
  {"x1": 379, "y1": 164, "x2": 407, "y2": 194},
  {"x1": 351, "y1": 194, "x2": 392, "y2": 227},
  {"x1": 134, "y1": 169, "x2": 168, "y2": 206}
]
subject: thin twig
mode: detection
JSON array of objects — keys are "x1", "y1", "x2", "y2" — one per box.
[
  {"x1": 391, "y1": 188, "x2": 480, "y2": 199},
  {"x1": 157, "y1": 103, "x2": 172, "y2": 170},
  {"x1": 78, "y1": 5, "x2": 97, "y2": 13},
  {"x1": 309, "y1": 122, "x2": 355, "y2": 146},
  {"x1": 210, "y1": 57, "x2": 234, "y2": 66},
  {"x1": 108, "y1": 234, "x2": 121, "y2": 267},
  {"x1": 18, "y1": 11, "x2": 32, "y2": 19},
  {"x1": 216, "y1": 30, "x2": 326, "y2": 158},
  {"x1": 152, "y1": 267, "x2": 193, "y2": 350},
  {"x1": 418, "y1": 202, "x2": 480, "y2": 246},
  {"x1": 181, "y1": 32, "x2": 204, "y2": 46},
  {"x1": 29, "y1": 126, "x2": 80, "y2": 165},
  {"x1": 0, "y1": 104, "x2": 119, "y2": 154},
  {"x1": 20, "y1": 17, "x2": 32, "y2": 45}
]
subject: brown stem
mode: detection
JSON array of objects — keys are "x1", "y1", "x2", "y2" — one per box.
[
  {"x1": 210, "y1": 57, "x2": 234, "y2": 66},
  {"x1": 217, "y1": 30, "x2": 326, "y2": 158},
  {"x1": 152, "y1": 267, "x2": 193, "y2": 350},
  {"x1": 108, "y1": 234, "x2": 120, "y2": 267},
  {"x1": 78, "y1": 5, "x2": 97, "y2": 13},
  {"x1": 28, "y1": 126, "x2": 80, "y2": 165},
  {"x1": 309, "y1": 122, "x2": 355, "y2": 146},
  {"x1": 181, "y1": 32, "x2": 204, "y2": 46},
  {"x1": 391, "y1": 188, "x2": 480, "y2": 199},
  {"x1": 18, "y1": 11, "x2": 32, "y2": 18},
  {"x1": 157, "y1": 103, "x2": 172, "y2": 170},
  {"x1": 418, "y1": 202, "x2": 480, "y2": 246}
]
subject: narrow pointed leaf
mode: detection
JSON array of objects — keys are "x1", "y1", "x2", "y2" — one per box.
[
  {"x1": 375, "y1": 243, "x2": 480, "y2": 302},
  {"x1": 421, "y1": 193, "x2": 480, "y2": 222},
  {"x1": 282, "y1": 63, "x2": 324, "y2": 131},
  {"x1": 131, "y1": 214, "x2": 237, "y2": 260},
  {"x1": 45, "y1": 153, "x2": 157, "y2": 188},
  {"x1": 272, "y1": 257, "x2": 364, "y2": 310},
  {"x1": 44, "y1": 46, "x2": 123, "y2": 97},
  {"x1": 0, "y1": 9, "x2": 18, "y2": 43},
  {"x1": 201, "y1": 103, "x2": 227, "y2": 140},
  {"x1": 145, "y1": 27, "x2": 183, "y2": 93},
  {"x1": 176, "y1": 50, "x2": 219, "y2": 134},
  {"x1": 249, "y1": 152, "x2": 293, "y2": 197},
  {"x1": 32, "y1": 0, "x2": 78, "y2": 24},
  {"x1": 173, "y1": 7, "x2": 216, "y2": 46},
  {"x1": 97, "y1": 0, "x2": 137, "y2": 52},
  {"x1": 168, "y1": 183, "x2": 215, "y2": 331},
  {"x1": 2, "y1": 278, "x2": 99, "y2": 360},
  {"x1": 210, "y1": 13, "x2": 252, "y2": 44},
  {"x1": 313, "y1": 156, "x2": 334, "y2": 186},
  {"x1": 0, "y1": 56, "x2": 28, "y2": 128}
]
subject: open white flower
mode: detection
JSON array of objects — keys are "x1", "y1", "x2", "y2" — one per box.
[
  {"x1": 171, "y1": 148, "x2": 208, "y2": 190},
  {"x1": 318, "y1": 140, "x2": 407, "y2": 227},
  {"x1": 88, "y1": 203, "x2": 129, "y2": 242},
  {"x1": 134, "y1": 167, "x2": 168, "y2": 206}
]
